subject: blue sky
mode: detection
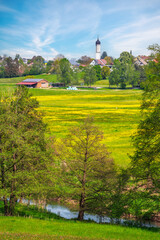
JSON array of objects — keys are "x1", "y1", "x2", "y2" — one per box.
[{"x1": 0, "y1": 0, "x2": 160, "y2": 59}]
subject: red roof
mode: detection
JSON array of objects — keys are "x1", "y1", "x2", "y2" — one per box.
[
  {"x1": 16, "y1": 82, "x2": 36, "y2": 85},
  {"x1": 153, "y1": 59, "x2": 158, "y2": 63},
  {"x1": 97, "y1": 59, "x2": 107, "y2": 66}
]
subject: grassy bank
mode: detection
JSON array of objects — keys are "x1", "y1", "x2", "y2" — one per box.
[{"x1": 0, "y1": 215, "x2": 159, "y2": 240}]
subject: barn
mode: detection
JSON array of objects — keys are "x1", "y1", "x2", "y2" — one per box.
[{"x1": 17, "y1": 79, "x2": 49, "y2": 88}]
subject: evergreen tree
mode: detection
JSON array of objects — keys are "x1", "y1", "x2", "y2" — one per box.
[
  {"x1": 0, "y1": 86, "x2": 51, "y2": 215},
  {"x1": 101, "y1": 51, "x2": 107, "y2": 59}
]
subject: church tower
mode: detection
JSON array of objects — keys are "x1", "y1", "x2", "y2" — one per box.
[{"x1": 95, "y1": 37, "x2": 101, "y2": 60}]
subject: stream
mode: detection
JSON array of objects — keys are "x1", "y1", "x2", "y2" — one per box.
[
  {"x1": 45, "y1": 202, "x2": 160, "y2": 228},
  {"x1": 23, "y1": 200, "x2": 160, "y2": 228}
]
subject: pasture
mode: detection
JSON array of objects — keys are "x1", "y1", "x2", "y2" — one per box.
[
  {"x1": 30, "y1": 88, "x2": 142, "y2": 167},
  {"x1": 0, "y1": 78, "x2": 142, "y2": 167}
]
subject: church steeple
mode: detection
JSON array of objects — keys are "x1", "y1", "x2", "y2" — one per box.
[{"x1": 95, "y1": 37, "x2": 101, "y2": 60}]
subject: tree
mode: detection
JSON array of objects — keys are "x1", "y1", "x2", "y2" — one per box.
[
  {"x1": 59, "y1": 58, "x2": 73, "y2": 86},
  {"x1": 29, "y1": 56, "x2": 45, "y2": 75},
  {"x1": 83, "y1": 66, "x2": 97, "y2": 86},
  {"x1": 125, "y1": 64, "x2": 140, "y2": 88},
  {"x1": 129, "y1": 44, "x2": 160, "y2": 220},
  {"x1": 101, "y1": 51, "x2": 107, "y2": 59},
  {"x1": 101, "y1": 66, "x2": 110, "y2": 79},
  {"x1": 119, "y1": 51, "x2": 133, "y2": 64},
  {"x1": 109, "y1": 59, "x2": 127, "y2": 88},
  {"x1": 104, "y1": 56, "x2": 114, "y2": 65},
  {"x1": 4, "y1": 57, "x2": 19, "y2": 77},
  {"x1": 93, "y1": 65, "x2": 102, "y2": 80},
  {"x1": 46, "y1": 60, "x2": 54, "y2": 73},
  {"x1": 77, "y1": 56, "x2": 92, "y2": 65},
  {"x1": 0, "y1": 86, "x2": 51, "y2": 216},
  {"x1": 59, "y1": 117, "x2": 116, "y2": 220},
  {"x1": 134, "y1": 64, "x2": 147, "y2": 88}
]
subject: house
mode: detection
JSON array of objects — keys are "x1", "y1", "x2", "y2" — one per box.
[
  {"x1": 17, "y1": 79, "x2": 49, "y2": 88},
  {"x1": 134, "y1": 56, "x2": 147, "y2": 66},
  {"x1": 90, "y1": 59, "x2": 107, "y2": 67}
]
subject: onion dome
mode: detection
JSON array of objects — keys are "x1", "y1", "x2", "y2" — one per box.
[{"x1": 96, "y1": 38, "x2": 101, "y2": 45}]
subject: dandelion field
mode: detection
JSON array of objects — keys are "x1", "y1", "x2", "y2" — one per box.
[{"x1": 29, "y1": 88, "x2": 142, "y2": 167}]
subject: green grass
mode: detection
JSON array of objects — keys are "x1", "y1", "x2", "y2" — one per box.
[
  {"x1": 0, "y1": 74, "x2": 57, "y2": 83},
  {"x1": 0, "y1": 201, "x2": 62, "y2": 221},
  {"x1": 0, "y1": 78, "x2": 142, "y2": 167},
  {"x1": 0, "y1": 216, "x2": 159, "y2": 240},
  {"x1": 29, "y1": 88, "x2": 142, "y2": 167}
]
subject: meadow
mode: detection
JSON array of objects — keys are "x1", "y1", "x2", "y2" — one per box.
[
  {"x1": 0, "y1": 76, "x2": 142, "y2": 167},
  {"x1": 29, "y1": 88, "x2": 142, "y2": 167},
  {"x1": 0, "y1": 216, "x2": 159, "y2": 240}
]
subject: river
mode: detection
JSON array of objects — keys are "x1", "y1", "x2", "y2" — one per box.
[{"x1": 23, "y1": 200, "x2": 160, "y2": 228}]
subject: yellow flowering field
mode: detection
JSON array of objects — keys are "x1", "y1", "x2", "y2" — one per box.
[{"x1": 31, "y1": 88, "x2": 142, "y2": 167}]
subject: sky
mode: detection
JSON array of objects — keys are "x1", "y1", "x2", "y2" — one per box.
[{"x1": 0, "y1": 0, "x2": 160, "y2": 60}]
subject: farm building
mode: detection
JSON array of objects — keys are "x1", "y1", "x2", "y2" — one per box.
[{"x1": 17, "y1": 79, "x2": 49, "y2": 88}]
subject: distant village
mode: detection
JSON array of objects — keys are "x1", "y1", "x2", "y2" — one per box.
[{"x1": 0, "y1": 38, "x2": 158, "y2": 89}]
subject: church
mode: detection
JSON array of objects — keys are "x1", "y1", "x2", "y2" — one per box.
[{"x1": 90, "y1": 37, "x2": 107, "y2": 67}]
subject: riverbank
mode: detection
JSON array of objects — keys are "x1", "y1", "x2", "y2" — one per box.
[
  {"x1": 0, "y1": 201, "x2": 160, "y2": 240},
  {"x1": 0, "y1": 215, "x2": 160, "y2": 240}
]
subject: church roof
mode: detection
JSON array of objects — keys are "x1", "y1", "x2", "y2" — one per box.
[{"x1": 96, "y1": 38, "x2": 101, "y2": 45}]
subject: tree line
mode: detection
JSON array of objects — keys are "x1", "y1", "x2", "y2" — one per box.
[
  {"x1": 0, "y1": 44, "x2": 159, "y2": 221},
  {"x1": 0, "y1": 51, "x2": 149, "y2": 89}
]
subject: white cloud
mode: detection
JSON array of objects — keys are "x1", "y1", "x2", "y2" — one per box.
[
  {"x1": 0, "y1": 4, "x2": 17, "y2": 13},
  {"x1": 101, "y1": 13, "x2": 160, "y2": 57},
  {"x1": 0, "y1": 47, "x2": 59, "y2": 60}
]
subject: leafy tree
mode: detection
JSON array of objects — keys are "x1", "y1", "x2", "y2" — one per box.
[
  {"x1": 134, "y1": 64, "x2": 147, "y2": 88},
  {"x1": 101, "y1": 66, "x2": 110, "y2": 79},
  {"x1": 104, "y1": 56, "x2": 114, "y2": 65},
  {"x1": 125, "y1": 64, "x2": 140, "y2": 88},
  {"x1": 101, "y1": 51, "x2": 107, "y2": 59},
  {"x1": 46, "y1": 60, "x2": 54, "y2": 73},
  {"x1": 129, "y1": 44, "x2": 160, "y2": 220},
  {"x1": 77, "y1": 56, "x2": 92, "y2": 65},
  {"x1": 119, "y1": 51, "x2": 133, "y2": 64},
  {"x1": 0, "y1": 86, "x2": 52, "y2": 216},
  {"x1": 4, "y1": 57, "x2": 19, "y2": 77},
  {"x1": 59, "y1": 117, "x2": 116, "y2": 220},
  {"x1": 29, "y1": 56, "x2": 45, "y2": 75},
  {"x1": 83, "y1": 66, "x2": 97, "y2": 86},
  {"x1": 109, "y1": 59, "x2": 127, "y2": 88},
  {"x1": 59, "y1": 58, "x2": 73, "y2": 86},
  {"x1": 93, "y1": 65, "x2": 102, "y2": 80},
  {"x1": 0, "y1": 65, "x2": 5, "y2": 78}
]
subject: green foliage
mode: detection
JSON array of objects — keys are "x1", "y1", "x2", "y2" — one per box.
[
  {"x1": 119, "y1": 51, "x2": 134, "y2": 64},
  {"x1": 0, "y1": 86, "x2": 53, "y2": 216},
  {"x1": 93, "y1": 65, "x2": 102, "y2": 80},
  {"x1": 109, "y1": 56, "x2": 140, "y2": 89},
  {"x1": 101, "y1": 66, "x2": 110, "y2": 79},
  {"x1": 59, "y1": 117, "x2": 116, "y2": 220},
  {"x1": 59, "y1": 58, "x2": 73, "y2": 86},
  {"x1": 4, "y1": 57, "x2": 19, "y2": 78},
  {"x1": 129, "y1": 44, "x2": 160, "y2": 221},
  {"x1": 83, "y1": 66, "x2": 97, "y2": 86},
  {"x1": 101, "y1": 51, "x2": 108, "y2": 59}
]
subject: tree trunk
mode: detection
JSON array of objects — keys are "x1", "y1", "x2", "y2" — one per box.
[
  {"x1": 9, "y1": 163, "x2": 17, "y2": 215},
  {"x1": 1, "y1": 159, "x2": 9, "y2": 215},
  {"x1": 78, "y1": 193, "x2": 85, "y2": 221}
]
